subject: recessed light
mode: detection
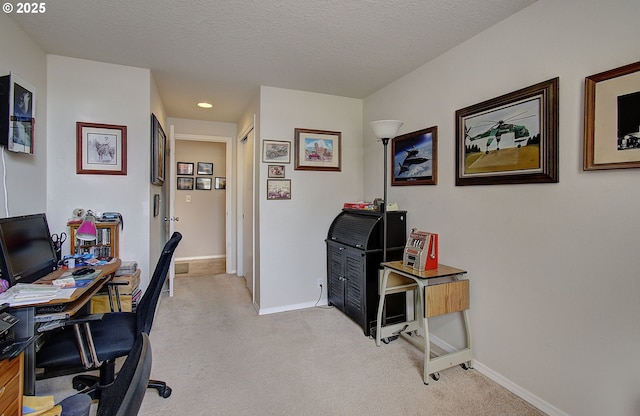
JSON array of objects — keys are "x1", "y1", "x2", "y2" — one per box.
[{"x1": 197, "y1": 102, "x2": 213, "y2": 109}]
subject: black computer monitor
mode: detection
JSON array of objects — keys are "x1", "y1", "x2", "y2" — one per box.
[{"x1": 0, "y1": 213, "x2": 58, "y2": 286}]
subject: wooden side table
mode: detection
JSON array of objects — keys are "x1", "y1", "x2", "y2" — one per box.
[{"x1": 375, "y1": 261, "x2": 473, "y2": 385}]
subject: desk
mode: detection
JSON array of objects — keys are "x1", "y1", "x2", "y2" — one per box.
[
  {"x1": 375, "y1": 261, "x2": 473, "y2": 385},
  {"x1": 10, "y1": 259, "x2": 121, "y2": 395}
]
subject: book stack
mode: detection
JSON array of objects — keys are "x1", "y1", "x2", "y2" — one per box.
[{"x1": 90, "y1": 262, "x2": 141, "y2": 313}]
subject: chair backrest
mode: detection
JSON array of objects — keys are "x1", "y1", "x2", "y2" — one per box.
[
  {"x1": 136, "y1": 232, "x2": 182, "y2": 334},
  {"x1": 97, "y1": 332, "x2": 152, "y2": 416}
]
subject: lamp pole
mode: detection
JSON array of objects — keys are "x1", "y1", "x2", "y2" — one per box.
[{"x1": 382, "y1": 137, "x2": 389, "y2": 263}]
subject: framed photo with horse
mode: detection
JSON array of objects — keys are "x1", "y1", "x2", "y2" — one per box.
[{"x1": 76, "y1": 122, "x2": 127, "y2": 175}]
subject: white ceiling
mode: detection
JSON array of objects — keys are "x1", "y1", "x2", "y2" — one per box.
[{"x1": 10, "y1": 0, "x2": 536, "y2": 123}]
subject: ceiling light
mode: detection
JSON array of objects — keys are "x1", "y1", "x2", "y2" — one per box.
[{"x1": 197, "y1": 102, "x2": 213, "y2": 109}]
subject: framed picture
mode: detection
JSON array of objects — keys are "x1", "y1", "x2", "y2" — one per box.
[
  {"x1": 294, "y1": 128, "x2": 341, "y2": 171},
  {"x1": 153, "y1": 194, "x2": 160, "y2": 217},
  {"x1": 177, "y1": 177, "x2": 194, "y2": 190},
  {"x1": 584, "y1": 61, "x2": 640, "y2": 170},
  {"x1": 262, "y1": 139, "x2": 291, "y2": 163},
  {"x1": 455, "y1": 78, "x2": 559, "y2": 185},
  {"x1": 5, "y1": 73, "x2": 35, "y2": 154},
  {"x1": 76, "y1": 122, "x2": 127, "y2": 175},
  {"x1": 196, "y1": 177, "x2": 212, "y2": 190},
  {"x1": 197, "y1": 162, "x2": 213, "y2": 175},
  {"x1": 267, "y1": 179, "x2": 291, "y2": 200},
  {"x1": 268, "y1": 165, "x2": 285, "y2": 178},
  {"x1": 151, "y1": 113, "x2": 166, "y2": 185},
  {"x1": 391, "y1": 126, "x2": 437, "y2": 186},
  {"x1": 215, "y1": 177, "x2": 226, "y2": 189},
  {"x1": 177, "y1": 162, "x2": 194, "y2": 175}
]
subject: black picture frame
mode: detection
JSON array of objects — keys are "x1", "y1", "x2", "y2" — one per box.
[
  {"x1": 177, "y1": 177, "x2": 194, "y2": 190},
  {"x1": 151, "y1": 113, "x2": 166, "y2": 185},
  {"x1": 391, "y1": 126, "x2": 437, "y2": 186},
  {"x1": 177, "y1": 162, "x2": 194, "y2": 175},
  {"x1": 196, "y1": 177, "x2": 212, "y2": 190},
  {"x1": 197, "y1": 162, "x2": 213, "y2": 175},
  {"x1": 455, "y1": 78, "x2": 559, "y2": 185}
]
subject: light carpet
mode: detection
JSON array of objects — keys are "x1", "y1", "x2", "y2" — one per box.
[{"x1": 36, "y1": 273, "x2": 545, "y2": 415}]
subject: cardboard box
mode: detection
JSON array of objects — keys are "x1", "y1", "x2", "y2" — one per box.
[{"x1": 91, "y1": 294, "x2": 132, "y2": 313}]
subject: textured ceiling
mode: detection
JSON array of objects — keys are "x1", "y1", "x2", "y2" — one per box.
[{"x1": 10, "y1": 0, "x2": 536, "y2": 123}]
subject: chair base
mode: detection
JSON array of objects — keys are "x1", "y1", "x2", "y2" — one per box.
[{"x1": 73, "y1": 374, "x2": 172, "y2": 399}]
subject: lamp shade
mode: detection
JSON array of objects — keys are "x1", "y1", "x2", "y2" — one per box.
[
  {"x1": 370, "y1": 120, "x2": 404, "y2": 140},
  {"x1": 76, "y1": 211, "x2": 97, "y2": 241}
]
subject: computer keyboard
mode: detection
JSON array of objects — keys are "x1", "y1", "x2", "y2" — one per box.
[{"x1": 35, "y1": 304, "x2": 67, "y2": 314}]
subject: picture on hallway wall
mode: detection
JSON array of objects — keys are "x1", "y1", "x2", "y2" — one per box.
[
  {"x1": 76, "y1": 122, "x2": 127, "y2": 175},
  {"x1": 177, "y1": 177, "x2": 193, "y2": 190},
  {"x1": 177, "y1": 162, "x2": 194, "y2": 175},
  {"x1": 391, "y1": 126, "x2": 437, "y2": 186},
  {"x1": 294, "y1": 128, "x2": 341, "y2": 171},
  {"x1": 455, "y1": 77, "x2": 559, "y2": 186},
  {"x1": 197, "y1": 162, "x2": 213, "y2": 175},
  {"x1": 196, "y1": 177, "x2": 212, "y2": 190},
  {"x1": 215, "y1": 177, "x2": 226, "y2": 189},
  {"x1": 151, "y1": 113, "x2": 166, "y2": 185},
  {"x1": 584, "y1": 60, "x2": 640, "y2": 170}
]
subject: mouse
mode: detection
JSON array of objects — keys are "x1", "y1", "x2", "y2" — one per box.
[{"x1": 72, "y1": 268, "x2": 95, "y2": 276}]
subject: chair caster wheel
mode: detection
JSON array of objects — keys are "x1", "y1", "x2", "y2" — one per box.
[
  {"x1": 72, "y1": 381, "x2": 87, "y2": 391},
  {"x1": 159, "y1": 386, "x2": 172, "y2": 398}
]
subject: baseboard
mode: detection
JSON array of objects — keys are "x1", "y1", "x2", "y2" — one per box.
[
  {"x1": 175, "y1": 254, "x2": 225, "y2": 262},
  {"x1": 258, "y1": 301, "x2": 318, "y2": 316},
  {"x1": 429, "y1": 335, "x2": 567, "y2": 416}
]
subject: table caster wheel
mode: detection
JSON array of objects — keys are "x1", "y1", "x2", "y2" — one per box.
[
  {"x1": 382, "y1": 335, "x2": 399, "y2": 344},
  {"x1": 461, "y1": 362, "x2": 471, "y2": 370},
  {"x1": 431, "y1": 372, "x2": 440, "y2": 381}
]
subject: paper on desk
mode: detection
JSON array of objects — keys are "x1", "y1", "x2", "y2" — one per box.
[{"x1": 0, "y1": 283, "x2": 61, "y2": 306}]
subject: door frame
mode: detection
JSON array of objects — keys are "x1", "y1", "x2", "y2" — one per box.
[{"x1": 170, "y1": 133, "x2": 235, "y2": 274}]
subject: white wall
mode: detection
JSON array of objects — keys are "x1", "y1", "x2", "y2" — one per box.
[
  {"x1": 0, "y1": 13, "x2": 47, "y2": 216},
  {"x1": 258, "y1": 86, "x2": 363, "y2": 313},
  {"x1": 363, "y1": 0, "x2": 640, "y2": 415},
  {"x1": 46, "y1": 55, "x2": 153, "y2": 290}
]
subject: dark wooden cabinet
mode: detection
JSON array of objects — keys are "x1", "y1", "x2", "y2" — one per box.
[{"x1": 326, "y1": 210, "x2": 407, "y2": 336}]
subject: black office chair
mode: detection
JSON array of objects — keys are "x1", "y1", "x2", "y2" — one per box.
[
  {"x1": 58, "y1": 332, "x2": 153, "y2": 416},
  {"x1": 36, "y1": 232, "x2": 182, "y2": 399}
]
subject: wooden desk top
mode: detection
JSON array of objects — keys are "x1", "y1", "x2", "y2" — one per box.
[
  {"x1": 26, "y1": 259, "x2": 121, "y2": 307},
  {"x1": 381, "y1": 261, "x2": 466, "y2": 279}
]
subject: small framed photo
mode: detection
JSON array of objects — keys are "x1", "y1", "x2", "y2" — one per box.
[
  {"x1": 215, "y1": 177, "x2": 226, "y2": 189},
  {"x1": 391, "y1": 126, "x2": 437, "y2": 186},
  {"x1": 177, "y1": 162, "x2": 194, "y2": 175},
  {"x1": 197, "y1": 162, "x2": 213, "y2": 175},
  {"x1": 7, "y1": 73, "x2": 35, "y2": 154},
  {"x1": 177, "y1": 177, "x2": 194, "y2": 190},
  {"x1": 153, "y1": 194, "x2": 160, "y2": 217},
  {"x1": 267, "y1": 179, "x2": 291, "y2": 200},
  {"x1": 584, "y1": 60, "x2": 640, "y2": 170},
  {"x1": 268, "y1": 165, "x2": 285, "y2": 178},
  {"x1": 455, "y1": 78, "x2": 559, "y2": 185},
  {"x1": 76, "y1": 122, "x2": 127, "y2": 175},
  {"x1": 196, "y1": 177, "x2": 212, "y2": 190},
  {"x1": 294, "y1": 128, "x2": 341, "y2": 171},
  {"x1": 262, "y1": 139, "x2": 291, "y2": 163}
]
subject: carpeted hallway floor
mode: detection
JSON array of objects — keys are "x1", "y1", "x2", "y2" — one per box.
[{"x1": 36, "y1": 273, "x2": 545, "y2": 415}]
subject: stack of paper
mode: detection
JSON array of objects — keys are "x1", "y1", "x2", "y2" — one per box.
[{"x1": 0, "y1": 284, "x2": 61, "y2": 306}]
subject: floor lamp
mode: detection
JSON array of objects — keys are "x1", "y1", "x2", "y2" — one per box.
[{"x1": 369, "y1": 120, "x2": 403, "y2": 262}]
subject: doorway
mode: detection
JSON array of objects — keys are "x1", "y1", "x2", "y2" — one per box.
[{"x1": 170, "y1": 133, "x2": 234, "y2": 278}]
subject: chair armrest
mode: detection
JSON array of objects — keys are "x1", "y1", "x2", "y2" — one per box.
[{"x1": 61, "y1": 313, "x2": 104, "y2": 327}]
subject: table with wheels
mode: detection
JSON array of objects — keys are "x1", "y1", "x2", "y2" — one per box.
[{"x1": 375, "y1": 261, "x2": 473, "y2": 385}]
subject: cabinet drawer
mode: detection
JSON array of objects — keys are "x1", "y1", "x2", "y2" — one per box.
[
  {"x1": 0, "y1": 355, "x2": 20, "y2": 389},
  {"x1": 0, "y1": 373, "x2": 21, "y2": 416}
]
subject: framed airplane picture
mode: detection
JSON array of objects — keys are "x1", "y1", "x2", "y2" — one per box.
[{"x1": 391, "y1": 126, "x2": 437, "y2": 186}]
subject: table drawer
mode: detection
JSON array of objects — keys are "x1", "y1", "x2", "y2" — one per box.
[
  {"x1": 0, "y1": 373, "x2": 21, "y2": 416},
  {"x1": 425, "y1": 279, "x2": 469, "y2": 317}
]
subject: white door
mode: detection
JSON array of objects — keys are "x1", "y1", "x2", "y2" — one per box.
[
  {"x1": 241, "y1": 129, "x2": 255, "y2": 298},
  {"x1": 167, "y1": 125, "x2": 177, "y2": 296}
]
